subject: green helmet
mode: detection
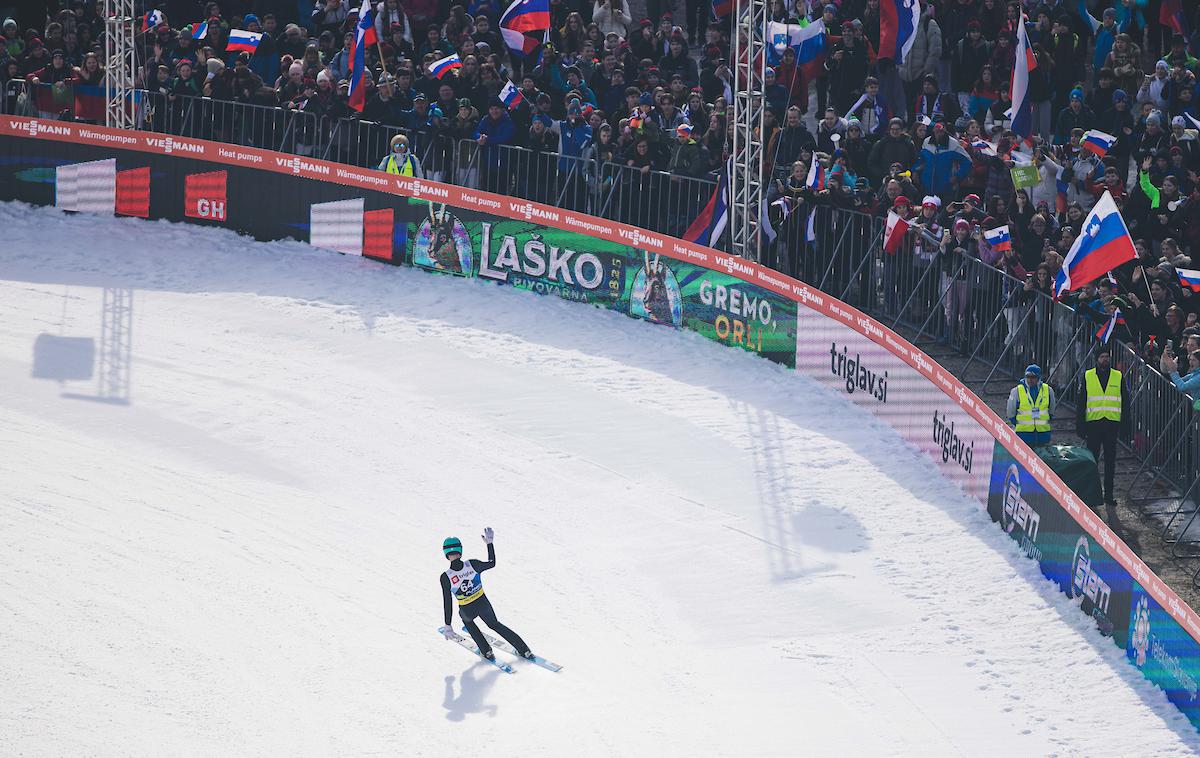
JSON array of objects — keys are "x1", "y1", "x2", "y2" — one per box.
[{"x1": 442, "y1": 537, "x2": 463, "y2": 557}]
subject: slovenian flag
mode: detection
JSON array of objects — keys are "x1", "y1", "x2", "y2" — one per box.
[
  {"x1": 883, "y1": 210, "x2": 910, "y2": 254},
  {"x1": 878, "y1": 0, "x2": 921, "y2": 65},
  {"x1": 142, "y1": 9, "x2": 166, "y2": 32},
  {"x1": 971, "y1": 138, "x2": 997, "y2": 156},
  {"x1": 499, "y1": 79, "x2": 524, "y2": 110},
  {"x1": 192, "y1": 21, "x2": 209, "y2": 40},
  {"x1": 348, "y1": 0, "x2": 378, "y2": 112},
  {"x1": 1096, "y1": 308, "x2": 1125, "y2": 344},
  {"x1": 501, "y1": 0, "x2": 551, "y2": 32},
  {"x1": 1054, "y1": 191, "x2": 1137, "y2": 296},
  {"x1": 1160, "y1": 0, "x2": 1186, "y2": 35},
  {"x1": 983, "y1": 225, "x2": 1012, "y2": 251},
  {"x1": 430, "y1": 53, "x2": 462, "y2": 79},
  {"x1": 684, "y1": 161, "x2": 730, "y2": 247},
  {"x1": 806, "y1": 156, "x2": 825, "y2": 191},
  {"x1": 1177, "y1": 268, "x2": 1200, "y2": 293},
  {"x1": 1009, "y1": 14, "x2": 1038, "y2": 144},
  {"x1": 1081, "y1": 130, "x2": 1117, "y2": 157},
  {"x1": 226, "y1": 28, "x2": 263, "y2": 53},
  {"x1": 713, "y1": 0, "x2": 733, "y2": 18}
]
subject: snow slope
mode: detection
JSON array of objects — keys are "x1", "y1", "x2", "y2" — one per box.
[{"x1": 1, "y1": 202, "x2": 1197, "y2": 757}]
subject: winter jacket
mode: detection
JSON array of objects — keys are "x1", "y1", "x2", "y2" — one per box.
[
  {"x1": 1053, "y1": 105, "x2": 1095, "y2": 144},
  {"x1": 898, "y1": 15, "x2": 942, "y2": 84},
  {"x1": 552, "y1": 117, "x2": 593, "y2": 171},
  {"x1": 868, "y1": 134, "x2": 918, "y2": 181},
  {"x1": 914, "y1": 135, "x2": 973, "y2": 197},
  {"x1": 592, "y1": 0, "x2": 631, "y2": 37}
]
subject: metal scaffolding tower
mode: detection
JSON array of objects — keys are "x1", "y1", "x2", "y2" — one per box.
[
  {"x1": 103, "y1": 0, "x2": 137, "y2": 129},
  {"x1": 729, "y1": 0, "x2": 767, "y2": 261}
]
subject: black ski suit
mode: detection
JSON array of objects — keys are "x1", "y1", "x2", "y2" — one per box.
[{"x1": 440, "y1": 543, "x2": 531, "y2": 657}]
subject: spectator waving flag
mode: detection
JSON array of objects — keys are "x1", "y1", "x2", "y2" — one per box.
[
  {"x1": 1081, "y1": 130, "x2": 1117, "y2": 157},
  {"x1": 1096, "y1": 308, "x2": 1125, "y2": 344},
  {"x1": 430, "y1": 53, "x2": 463, "y2": 79},
  {"x1": 347, "y1": 0, "x2": 378, "y2": 112},
  {"x1": 226, "y1": 29, "x2": 263, "y2": 53},
  {"x1": 878, "y1": 0, "x2": 921, "y2": 64},
  {"x1": 1177, "y1": 268, "x2": 1200, "y2": 293},
  {"x1": 192, "y1": 21, "x2": 209, "y2": 40},
  {"x1": 1054, "y1": 191, "x2": 1136, "y2": 296},
  {"x1": 1009, "y1": 14, "x2": 1037, "y2": 144},
  {"x1": 499, "y1": 79, "x2": 524, "y2": 110},
  {"x1": 883, "y1": 211, "x2": 910, "y2": 254},
  {"x1": 983, "y1": 225, "x2": 1012, "y2": 251},
  {"x1": 684, "y1": 163, "x2": 730, "y2": 247},
  {"x1": 142, "y1": 9, "x2": 166, "y2": 32}
]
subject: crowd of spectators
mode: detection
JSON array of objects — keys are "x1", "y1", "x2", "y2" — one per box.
[{"x1": 4, "y1": 1, "x2": 1200, "y2": 392}]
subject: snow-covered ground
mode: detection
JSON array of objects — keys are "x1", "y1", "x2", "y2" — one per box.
[{"x1": 1, "y1": 202, "x2": 1198, "y2": 757}]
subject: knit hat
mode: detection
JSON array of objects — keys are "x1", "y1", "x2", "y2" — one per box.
[
  {"x1": 1069, "y1": 88, "x2": 1084, "y2": 101},
  {"x1": 316, "y1": 69, "x2": 331, "y2": 84},
  {"x1": 243, "y1": 13, "x2": 259, "y2": 26},
  {"x1": 1172, "y1": 115, "x2": 1186, "y2": 127},
  {"x1": 893, "y1": 195, "x2": 911, "y2": 207},
  {"x1": 206, "y1": 58, "x2": 224, "y2": 74},
  {"x1": 1112, "y1": 89, "x2": 1128, "y2": 104}
]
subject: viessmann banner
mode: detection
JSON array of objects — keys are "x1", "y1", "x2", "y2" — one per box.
[{"x1": 4, "y1": 116, "x2": 1200, "y2": 730}]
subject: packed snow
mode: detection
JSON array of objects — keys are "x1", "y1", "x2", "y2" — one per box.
[{"x1": 1, "y1": 202, "x2": 1198, "y2": 757}]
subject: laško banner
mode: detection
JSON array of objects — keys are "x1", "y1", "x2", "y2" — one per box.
[{"x1": 5, "y1": 115, "x2": 1200, "y2": 731}]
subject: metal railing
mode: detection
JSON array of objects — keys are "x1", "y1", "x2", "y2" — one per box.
[
  {"x1": 10, "y1": 78, "x2": 1200, "y2": 563},
  {"x1": 769, "y1": 202, "x2": 1200, "y2": 582}
]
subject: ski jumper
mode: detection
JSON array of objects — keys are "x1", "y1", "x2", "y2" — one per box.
[{"x1": 440, "y1": 543, "x2": 531, "y2": 657}]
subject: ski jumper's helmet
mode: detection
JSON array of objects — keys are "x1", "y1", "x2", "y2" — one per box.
[{"x1": 443, "y1": 537, "x2": 463, "y2": 557}]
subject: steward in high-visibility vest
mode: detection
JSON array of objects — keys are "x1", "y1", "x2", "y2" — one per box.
[
  {"x1": 1007, "y1": 364, "x2": 1057, "y2": 447},
  {"x1": 1076, "y1": 348, "x2": 1127, "y2": 505},
  {"x1": 377, "y1": 133, "x2": 424, "y2": 178},
  {"x1": 1083, "y1": 367, "x2": 1122, "y2": 421}
]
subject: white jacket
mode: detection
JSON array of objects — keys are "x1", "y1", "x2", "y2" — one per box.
[{"x1": 593, "y1": 0, "x2": 632, "y2": 38}]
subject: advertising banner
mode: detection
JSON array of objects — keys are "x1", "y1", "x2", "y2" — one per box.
[
  {"x1": 1129, "y1": 582, "x2": 1200, "y2": 723},
  {"x1": 408, "y1": 205, "x2": 799, "y2": 367},
  {"x1": 6, "y1": 118, "x2": 1200, "y2": 732},
  {"x1": 988, "y1": 443, "x2": 1132, "y2": 645},
  {"x1": 794, "y1": 308, "x2": 995, "y2": 504}
]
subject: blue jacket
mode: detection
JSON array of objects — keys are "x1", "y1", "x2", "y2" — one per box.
[
  {"x1": 1093, "y1": 26, "x2": 1116, "y2": 72},
  {"x1": 1170, "y1": 370, "x2": 1200, "y2": 398},
  {"x1": 914, "y1": 137, "x2": 972, "y2": 197},
  {"x1": 555, "y1": 118, "x2": 592, "y2": 171},
  {"x1": 475, "y1": 112, "x2": 514, "y2": 165}
]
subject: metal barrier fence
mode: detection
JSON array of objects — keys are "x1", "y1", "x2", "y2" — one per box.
[
  {"x1": 11, "y1": 78, "x2": 1200, "y2": 560},
  {"x1": 769, "y1": 202, "x2": 1200, "y2": 581},
  {"x1": 0, "y1": 81, "x2": 719, "y2": 240}
]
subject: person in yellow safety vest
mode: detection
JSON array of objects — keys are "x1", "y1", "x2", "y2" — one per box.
[
  {"x1": 1077, "y1": 347, "x2": 1129, "y2": 506},
  {"x1": 1006, "y1": 363, "x2": 1057, "y2": 447},
  {"x1": 377, "y1": 133, "x2": 424, "y2": 178}
]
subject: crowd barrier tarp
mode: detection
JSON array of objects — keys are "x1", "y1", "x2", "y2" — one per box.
[{"x1": 4, "y1": 115, "x2": 1200, "y2": 729}]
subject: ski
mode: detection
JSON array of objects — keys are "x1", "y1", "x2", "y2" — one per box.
[
  {"x1": 438, "y1": 626, "x2": 514, "y2": 673},
  {"x1": 462, "y1": 627, "x2": 563, "y2": 672}
]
